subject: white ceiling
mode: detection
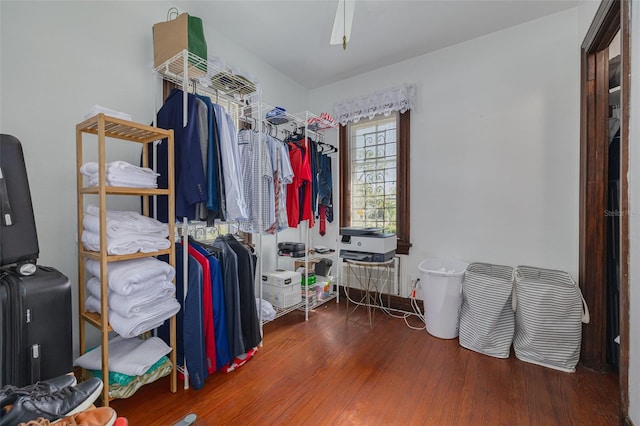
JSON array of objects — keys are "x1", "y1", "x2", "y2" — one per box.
[{"x1": 174, "y1": 0, "x2": 580, "y2": 89}]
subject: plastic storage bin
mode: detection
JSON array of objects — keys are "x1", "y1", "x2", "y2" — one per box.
[{"x1": 418, "y1": 258, "x2": 469, "y2": 339}]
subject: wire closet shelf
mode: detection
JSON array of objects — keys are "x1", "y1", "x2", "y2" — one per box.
[{"x1": 155, "y1": 50, "x2": 258, "y2": 100}]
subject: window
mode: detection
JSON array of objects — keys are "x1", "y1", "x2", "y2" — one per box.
[{"x1": 339, "y1": 110, "x2": 411, "y2": 254}]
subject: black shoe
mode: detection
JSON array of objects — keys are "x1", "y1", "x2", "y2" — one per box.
[
  {"x1": 0, "y1": 378, "x2": 102, "y2": 426},
  {"x1": 38, "y1": 374, "x2": 77, "y2": 390},
  {"x1": 0, "y1": 373, "x2": 77, "y2": 406}
]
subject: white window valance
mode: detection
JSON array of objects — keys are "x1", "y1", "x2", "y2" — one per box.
[{"x1": 333, "y1": 83, "x2": 416, "y2": 126}]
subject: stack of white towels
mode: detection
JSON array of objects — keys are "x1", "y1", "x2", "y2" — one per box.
[
  {"x1": 74, "y1": 334, "x2": 171, "y2": 377},
  {"x1": 80, "y1": 160, "x2": 159, "y2": 188},
  {"x1": 81, "y1": 205, "x2": 171, "y2": 255},
  {"x1": 85, "y1": 257, "x2": 180, "y2": 338}
]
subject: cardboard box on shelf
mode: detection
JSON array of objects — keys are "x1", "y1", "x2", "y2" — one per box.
[
  {"x1": 263, "y1": 281, "x2": 302, "y2": 308},
  {"x1": 294, "y1": 258, "x2": 321, "y2": 272}
]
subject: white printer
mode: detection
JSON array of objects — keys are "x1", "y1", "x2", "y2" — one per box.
[{"x1": 339, "y1": 227, "x2": 397, "y2": 262}]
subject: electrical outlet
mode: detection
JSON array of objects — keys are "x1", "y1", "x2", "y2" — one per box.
[{"x1": 408, "y1": 273, "x2": 418, "y2": 288}]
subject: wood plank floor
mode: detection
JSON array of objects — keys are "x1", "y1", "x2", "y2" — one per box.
[{"x1": 110, "y1": 301, "x2": 619, "y2": 425}]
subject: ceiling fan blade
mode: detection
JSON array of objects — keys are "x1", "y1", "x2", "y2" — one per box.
[{"x1": 330, "y1": 0, "x2": 355, "y2": 45}]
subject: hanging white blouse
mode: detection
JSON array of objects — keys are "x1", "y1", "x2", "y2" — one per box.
[{"x1": 212, "y1": 103, "x2": 248, "y2": 221}]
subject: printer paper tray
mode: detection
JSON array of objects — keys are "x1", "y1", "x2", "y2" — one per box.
[{"x1": 339, "y1": 250, "x2": 396, "y2": 262}]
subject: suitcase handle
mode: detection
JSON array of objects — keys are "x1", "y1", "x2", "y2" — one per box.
[
  {"x1": 30, "y1": 344, "x2": 41, "y2": 383},
  {"x1": 0, "y1": 167, "x2": 14, "y2": 226}
]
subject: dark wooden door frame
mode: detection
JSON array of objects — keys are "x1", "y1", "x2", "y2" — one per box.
[{"x1": 579, "y1": 0, "x2": 630, "y2": 421}]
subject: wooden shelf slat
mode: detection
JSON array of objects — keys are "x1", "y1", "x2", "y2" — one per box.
[
  {"x1": 79, "y1": 248, "x2": 172, "y2": 262},
  {"x1": 81, "y1": 312, "x2": 113, "y2": 332},
  {"x1": 76, "y1": 114, "x2": 171, "y2": 143},
  {"x1": 81, "y1": 186, "x2": 170, "y2": 196}
]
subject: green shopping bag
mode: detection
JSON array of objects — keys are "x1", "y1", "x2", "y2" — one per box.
[{"x1": 153, "y1": 10, "x2": 207, "y2": 71}]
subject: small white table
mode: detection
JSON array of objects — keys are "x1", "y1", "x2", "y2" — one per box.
[{"x1": 344, "y1": 258, "x2": 395, "y2": 329}]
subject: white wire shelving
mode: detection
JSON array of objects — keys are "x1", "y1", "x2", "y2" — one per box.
[
  {"x1": 154, "y1": 49, "x2": 263, "y2": 389},
  {"x1": 154, "y1": 49, "x2": 340, "y2": 350},
  {"x1": 155, "y1": 50, "x2": 257, "y2": 99}
]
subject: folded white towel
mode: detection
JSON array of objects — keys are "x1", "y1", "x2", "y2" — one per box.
[
  {"x1": 80, "y1": 161, "x2": 158, "y2": 188},
  {"x1": 85, "y1": 205, "x2": 168, "y2": 232},
  {"x1": 82, "y1": 229, "x2": 170, "y2": 255},
  {"x1": 83, "y1": 105, "x2": 132, "y2": 122},
  {"x1": 85, "y1": 204, "x2": 140, "y2": 218},
  {"x1": 86, "y1": 277, "x2": 175, "y2": 317},
  {"x1": 82, "y1": 209, "x2": 168, "y2": 238},
  {"x1": 109, "y1": 161, "x2": 159, "y2": 177},
  {"x1": 88, "y1": 175, "x2": 157, "y2": 189},
  {"x1": 79, "y1": 162, "x2": 98, "y2": 176},
  {"x1": 86, "y1": 276, "x2": 175, "y2": 299},
  {"x1": 74, "y1": 335, "x2": 171, "y2": 376},
  {"x1": 108, "y1": 174, "x2": 157, "y2": 188},
  {"x1": 85, "y1": 258, "x2": 175, "y2": 295},
  {"x1": 107, "y1": 298, "x2": 180, "y2": 338},
  {"x1": 84, "y1": 295, "x2": 102, "y2": 314},
  {"x1": 86, "y1": 292, "x2": 177, "y2": 317}
]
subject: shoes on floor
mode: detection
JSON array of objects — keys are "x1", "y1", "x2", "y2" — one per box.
[
  {"x1": 59, "y1": 406, "x2": 116, "y2": 426},
  {"x1": 16, "y1": 406, "x2": 116, "y2": 426},
  {"x1": 0, "y1": 378, "x2": 103, "y2": 426},
  {"x1": 0, "y1": 373, "x2": 78, "y2": 406}
]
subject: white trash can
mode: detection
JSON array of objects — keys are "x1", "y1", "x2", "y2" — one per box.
[{"x1": 418, "y1": 258, "x2": 469, "y2": 339}]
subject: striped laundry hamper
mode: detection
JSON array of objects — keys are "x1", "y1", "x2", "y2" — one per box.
[
  {"x1": 513, "y1": 266, "x2": 590, "y2": 372},
  {"x1": 458, "y1": 263, "x2": 515, "y2": 358}
]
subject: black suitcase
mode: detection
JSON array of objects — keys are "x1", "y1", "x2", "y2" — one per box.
[
  {"x1": 0, "y1": 265, "x2": 72, "y2": 387},
  {"x1": 0, "y1": 134, "x2": 39, "y2": 271}
]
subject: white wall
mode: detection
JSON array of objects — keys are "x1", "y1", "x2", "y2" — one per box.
[
  {"x1": 2, "y1": 2, "x2": 635, "y2": 419},
  {"x1": 310, "y1": 8, "x2": 582, "y2": 296},
  {"x1": 627, "y1": 1, "x2": 639, "y2": 423},
  {"x1": 0, "y1": 0, "x2": 308, "y2": 356}
]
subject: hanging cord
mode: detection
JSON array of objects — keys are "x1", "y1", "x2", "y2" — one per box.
[
  {"x1": 342, "y1": 262, "x2": 426, "y2": 330},
  {"x1": 343, "y1": 0, "x2": 347, "y2": 50},
  {"x1": 376, "y1": 272, "x2": 426, "y2": 330}
]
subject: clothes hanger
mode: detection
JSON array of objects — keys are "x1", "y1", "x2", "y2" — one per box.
[
  {"x1": 188, "y1": 236, "x2": 222, "y2": 255},
  {"x1": 318, "y1": 141, "x2": 337, "y2": 154}
]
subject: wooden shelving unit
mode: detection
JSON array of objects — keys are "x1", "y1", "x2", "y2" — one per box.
[{"x1": 75, "y1": 113, "x2": 177, "y2": 406}]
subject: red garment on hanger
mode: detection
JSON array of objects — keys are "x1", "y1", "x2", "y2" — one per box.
[
  {"x1": 286, "y1": 140, "x2": 311, "y2": 228},
  {"x1": 187, "y1": 244, "x2": 216, "y2": 375}
]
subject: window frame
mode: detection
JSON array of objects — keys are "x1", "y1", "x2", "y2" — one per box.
[{"x1": 339, "y1": 110, "x2": 411, "y2": 255}]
